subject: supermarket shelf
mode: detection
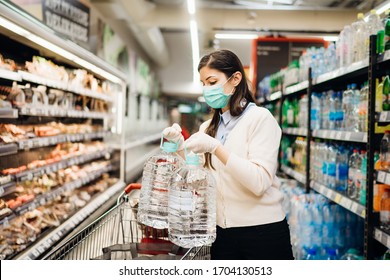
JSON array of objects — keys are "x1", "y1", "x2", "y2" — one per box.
[
  {"x1": 314, "y1": 58, "x2": 369, "y2": 85},
  {"x1": 17, "y1": 131, "x2": 111, "y2": 150},
  {"x1": 310, "y1": 181, "x2": 366, "y2": 218},
  {"x1": 280, "y1": 164, "x2": 305, "y2": 184},
  {"x1": 312, "y1": 129, "x2": 367, "y2": 143},
  {"x1": 376, "y1": 170, "x2": 390, "y2": 185},
  {"x1": 373, "y1": 227, "x2": 390, "y2": 249},
  {"x1": 18, "y1": 106, "x2": 110, "y2": 119},
  {"x1": 282, "y1": 127, "x2": 307, "y2": 136},
  {"x1": 0, "y1": 68, "x2": 22, "y2": 82},
  {"x1": 378, "y1": 111, "x2": 390, "y2": 123},
  {"x1": 0, "y1": 107, "x2": 18, "y2": 118},
  {"x1": 0, "y1": 181, "x2": 16, "y2": 197},
  {"x1": 18, "y1": 71, "x2": 114, "y2": 103},
  {"x1": 16, "y1": 180, "x2": 125, "y2": 260},
  {"x1": 0, "y1": 143, "x2": 18, "y2": 157},
  {"x1": 284, "y1": 80, "x2": 308, "y2": 96},
  {"x1": 15, "y1": 164, "x2": 114, "y2": 217},
  {"x1": 269, "y1": 91, "x2": 282, "y2": 101},
  {"x1": 13, "y1": 148, "x2": 112, "y2": 183}
]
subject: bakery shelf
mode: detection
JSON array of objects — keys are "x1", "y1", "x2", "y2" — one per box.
[
  {"x1": 18, "y1": 71, "x2": 114, "y2": 103},
  {"x1": 0, "y1": 143, "x2": 18, "y2": 157},
  {"x1": 0, "y1": 181, "x2": 16, "y2": 197},
  {"x1": 13, "y1": 148, "x2": 113, "y2": 183},
  {"x1": 17, "y1": 131, "x2": 111, "y2": 151},
  {"x1": 0, "y1": 108, "x2": 18, "y2": 119},
  {"x1": 14, "y1": 180, "x2": 125, "y2": 260},
  {"x1": 0, "y1": 68, "x2": 22, "y2": 82}
]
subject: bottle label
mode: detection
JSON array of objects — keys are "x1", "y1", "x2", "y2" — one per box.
[
  {"x1": 337, "y1": 163, "x2": 348, "y2": 180},
  {"x1": 327, "y1": 163, "x2": 336, "y2": 177}
]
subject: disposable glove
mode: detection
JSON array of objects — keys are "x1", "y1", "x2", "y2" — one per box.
[
  {"x1": 162, "y1": 123, "x2": 184, "y2": 150},
  {"x1": 185, "y1": 132, "x2": 221, "y2": 154}
]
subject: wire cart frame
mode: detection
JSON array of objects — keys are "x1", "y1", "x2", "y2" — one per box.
[{"x1": 43, "y1": 183, "x2": 211, "y2": 260}]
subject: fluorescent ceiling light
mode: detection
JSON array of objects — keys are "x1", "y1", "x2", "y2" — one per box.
[
  {"x1": 215, "y1": 33, "x2": 258, "y2": 40},
  {"x1": 376, "y1": 1, "x2": 390, "y2": 15},
  {"x1": 0, "y1": 16, "x2": 123, "y2": 84},
  {"x1": 187, "y1": 0, "x2": 196, "y2": 15},
  {"x1": 323, "y1": 36, "x2": 338, "y2": 42},
  {"x1": 190, "y1": 19, "x2": 200, "y2": 83},
  {"x1": 237, "y1": 0, "x2": 293, "y2": 5}
]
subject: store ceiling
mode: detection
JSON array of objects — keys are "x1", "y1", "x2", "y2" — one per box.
[{"x1": 90, "y1": 0, "x2": 388, "y2": 98}]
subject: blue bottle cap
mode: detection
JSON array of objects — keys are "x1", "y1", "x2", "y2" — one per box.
[
  {"x1": 186, "y1": 153, "x2": 200, "y2": 166},
  {"x1": 161, "y1": 141, "x2": 178, "y2": 153}
]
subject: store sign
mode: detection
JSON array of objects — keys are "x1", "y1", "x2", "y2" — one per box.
[{"x1": 42, "y1": 0, "x2": 89, "y2": 43}]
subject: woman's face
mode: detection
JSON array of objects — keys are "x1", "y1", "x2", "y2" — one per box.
[{"x1": 199, "y1": 66, "x2": 236, "y2": 95}]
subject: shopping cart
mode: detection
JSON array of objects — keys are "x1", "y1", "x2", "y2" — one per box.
[{"x1": 43, "y1": 183, "x2": 211, "y2": 260}]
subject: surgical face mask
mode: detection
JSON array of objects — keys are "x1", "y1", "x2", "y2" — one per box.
[{"x1": 202, "y1": 75, "x2": 234, "y2": 109}]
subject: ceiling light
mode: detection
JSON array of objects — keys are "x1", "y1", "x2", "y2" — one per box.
[
  {"x1": 215, "y1": 33, "x2": 258, "y2": 40},
  {"x1": 376, "y1": 1, "x2": 390, "y2": 15},
  {"x1": 0, "y1": 16, "x2": 123, "y2": 84},
  {"x1": 187, "y1": 0, "x2": 196, "y2": 15},
  {"x1": 190, "y1": 19, "x2": 200, "y2": 83},
  {"x1": 323, "y1": 36, "x2": 338, "y2": 42}
]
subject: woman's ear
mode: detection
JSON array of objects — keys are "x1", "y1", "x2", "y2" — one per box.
[{"x1": 232, "y1": 71, "x2": 242, "y2": 86}]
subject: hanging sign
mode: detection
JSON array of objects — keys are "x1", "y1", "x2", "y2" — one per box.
[{"x1": 42, "y1": 0, "x2": 90, "y2": 43}]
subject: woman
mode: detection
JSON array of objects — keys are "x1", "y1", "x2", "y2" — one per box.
[{"x1": 163, "y1": 49, "x2": 294, "y2": 260}]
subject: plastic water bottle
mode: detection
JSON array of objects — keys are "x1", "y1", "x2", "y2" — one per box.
[
  {"x1": 311, "y1": 204, "x2": 323, "y2": 249},
  {"x1": 304, "y1": 247, "x2": 319, "y2": 260},
  {"x1": 327, "y1": 145, "x2": 337, "y2": 189},
  {"x1": 322, "y1": 203, "x2": 336, "y2": 256},
  {"x1": 358, "y1": 151, "x2": 367, "y2": 205},
  {"x1": 342, "y1": 85, "x2": 352, "y2": 131},
  {"x1": 138, "y1": 137, "x2": 184, "y2": 229},
  {"x1": 311, "y1": 93, "x2": 321, "y2": 130},
  {"x1": 298, "y1": 203, "x2": 313, "y2": 255},
  {"x1": 329, "y1": 91, "x2": 337, "y2": 130},
  {"x1": 347, "y1": 149, "x2": 361, "y2": 200},
  {"x1": 350, "y1": 84, "x2": 361, "y2": 132},
  {"x1": 336, "y1": 146, "x2": 349, "y2": 193},
  {"x1": 351, "y1": 13, "x2": 368, "y2": 62},
  {"x1": 168, "y1": 152, "x2": 216, "y2": 248},
  {"x1": 358, "y1": 82, "x2": 369, "y2": 132},
  {"x1": 299, "y1": 95, "x2": 308, "y2": 128},
  {"x1": 321, "y1": 91, "x2": 331, "y2": 130},
  {"x1": 380, "y1": 188, "x2": 390, "y2": 231}
]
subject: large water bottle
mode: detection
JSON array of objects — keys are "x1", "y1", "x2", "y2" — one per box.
[
  {"x1": 321, "y1": 91, "x2": 331, "y2": 130},
  {"x1": 138, "y1": 137, "x2": 184, "y2": 229},
  {"x1": 322, "y1": 203, "x2": 336, "y2": 256},
  {"x1": 336, "y1": 146, "x2": 349, "y2": 193},
  {"x1": 298, "y1": 202, "x2": 313, "y2": 256},
  {"x1": 168, "y1": 152, "x2": 216, "y2": 248},
  {"x1": 299, "y1": 95, "x2": 308, "y2": 128},
  {"x1": 335, "y1": 91, "x2": 344, "y2": 130},
  {"x1": 311, "y1": 203, "x2": 323, "y2": 249},
  {"x1": 351, "y1": 13, "x2": 368, "y2": 62},
  {"x1": 350, "y1": 84, "x2": 361, "y2": 132}
]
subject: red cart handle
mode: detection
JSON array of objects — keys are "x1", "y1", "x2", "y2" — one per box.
[{"x1": 125, "y1": 183, "x2": 142, "y2": 194}]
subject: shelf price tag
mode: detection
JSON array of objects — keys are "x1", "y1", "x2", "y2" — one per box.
[
  {"x1": 330, "y1": 131, "x2": 336, "y2": 139},
  {"x1": 375, "y1": 228, "x2": 382, "y2": 240},
  {"x1": 351, "y1": 202, "x2": 358, "y2": 213},
  {"x1": 336, "y1": 131, "x2": 342, "y2": 140},
  {"x1": 345, "y1": 132, "x2": 352, "y2": 141},
  {"x1": 377, "y1": 171, "x2": 386, "y2": 183},
  {"x1": 334, "y1": 193, "x2": 341, "y2": 203}
]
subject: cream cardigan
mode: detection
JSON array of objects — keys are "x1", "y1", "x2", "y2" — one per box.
[{"x1": 199, "y1": 106, "x2": 285, "y2": 228}]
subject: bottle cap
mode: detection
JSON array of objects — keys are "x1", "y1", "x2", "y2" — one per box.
[
  {"x1": 185, "y1": 151, "x2": 200, "y2": 166},
  {"x1": 161, "y1": 141, "x2": 178, "y2": 153}
]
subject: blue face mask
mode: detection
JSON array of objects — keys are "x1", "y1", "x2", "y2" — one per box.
[{"x1": 202, "y1": 75, "x2": 234, "y2": 109}]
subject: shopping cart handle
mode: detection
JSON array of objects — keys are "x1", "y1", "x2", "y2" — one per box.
[{"x1": 125, "y1": 183, "x2": 142, "y2": 194}]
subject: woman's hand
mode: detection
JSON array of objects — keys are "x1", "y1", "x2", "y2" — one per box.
[
  {"x1": 162, "y1": 123, "x2": 184, "y2": 151},
  {"x1": 185, "y1": 132, "x2": 221, "y2": 154}
]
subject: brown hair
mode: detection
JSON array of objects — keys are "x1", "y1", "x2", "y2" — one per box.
[{"x1": 198, "y1": 49, "x2": 255, "y2": 169}]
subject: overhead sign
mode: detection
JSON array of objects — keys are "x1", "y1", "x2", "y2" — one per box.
[{"x1": 42, "y1": 0, "x2": 89, "y2": 43}]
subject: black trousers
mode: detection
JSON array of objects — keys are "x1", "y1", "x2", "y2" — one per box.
[{"x1": 210, "y1": 218, "x2": 294, "y2": 260}]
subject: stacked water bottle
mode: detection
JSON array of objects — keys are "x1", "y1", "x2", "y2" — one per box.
[
  {"x1": 310, "y1": 141, "x2": 373, "y2": 206},
  {"x1": 310, "y1": 83, "x2": 369, "y2": 133},
  {"x1": 280, "y1": 181, "x2": 365, "y2": 260},
  {"x1": 137, "y1": 136, "x2": 217, "y2": 249},
  {"x1": 280, "y1": 136, "x2": 307, "y2": 175}
]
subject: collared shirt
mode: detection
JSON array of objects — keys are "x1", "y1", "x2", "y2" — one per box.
[{"x1": 216, "y1": 102, "x2": 256, "y2": 144}]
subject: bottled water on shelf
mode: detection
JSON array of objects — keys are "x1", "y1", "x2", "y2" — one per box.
[
  {"x1": 347, "y1": 149, "x2": 362, "y2": 200},
  {"x1": 326, "y1": 145, "x2": 337, "y2": 189},
  {"x1": 311, "y1": 93, "x2": 321, "y2": 130},
  {"x1": 336, "y1": 146, "x2": 349, "y2": 193},
  {"x1": 168, "y1": 152, "x2": 216, "y2": 248},
  {"x1": 138, "y1": 139, "x2": 184, "y2": 229}
]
